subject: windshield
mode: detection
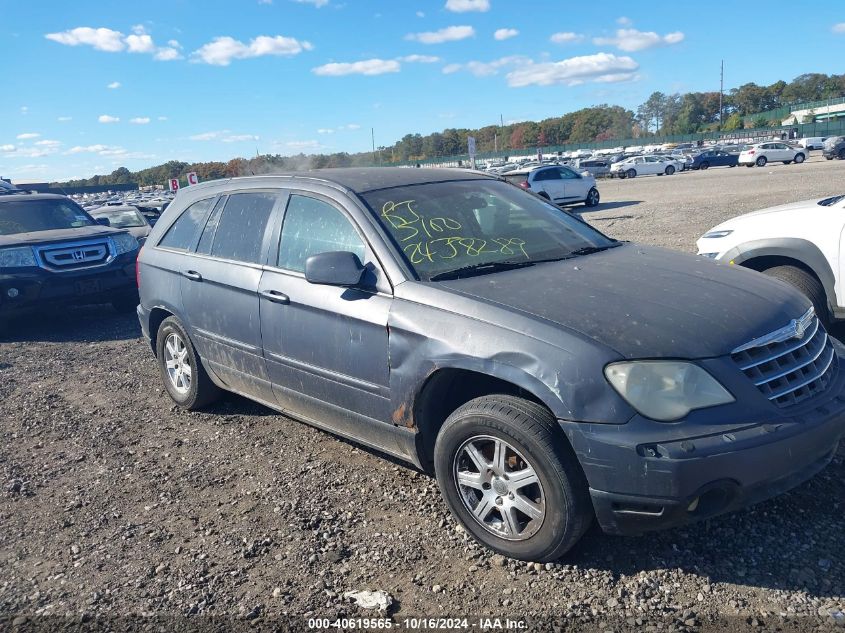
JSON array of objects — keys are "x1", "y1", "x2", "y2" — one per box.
[
  {"x1": 360, "y1": 179, "x2": 616, "y2": 281},
  {"x1": 0, "y1": 199, "x2": 96, "y2": 235},
  {"x1": 95, "y1": 208, "x2": 146, "y2": 228}
]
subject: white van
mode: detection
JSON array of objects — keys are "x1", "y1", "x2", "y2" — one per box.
[{"x1": 798, "y1": 137, "x2": 828, "y2": 150}]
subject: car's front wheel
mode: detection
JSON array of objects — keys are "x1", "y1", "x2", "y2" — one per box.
[
  {"x1": 434, "y1": 395, "x2": 592, "y2": 562},
  {"x1": 763, "y1": 266, "x2": 829, "y2": 329},
  {"x1": 699, "y1": 161, "x2": 710, "y2": 170},
  {"x1": 626, "y1": 168, "x2": 637, "y2": 179},
  {"x1": 584, "y1": 187, "x2": 600, "y2": 207},
  {"x1": 665, "y1": 165, "x2": 676, "y2": 175},
  {"x1": 794, "y1": 153, "x2": 805, "y2": 164},
  {"x1": 156, "y1": 316, "x2": 221, "y2": 410}
]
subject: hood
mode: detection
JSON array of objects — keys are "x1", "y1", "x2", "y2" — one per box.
[
  {"x1": 0, "y1": 225, "x2": 125, "y2": 248},
  {"x1": 708, "y1": 198, "x2": 829, "y2": 231},
  {"x1": 437, "y1": 244, "x2": 809, "y2": 359}
]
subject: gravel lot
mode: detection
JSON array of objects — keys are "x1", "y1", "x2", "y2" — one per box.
[{"x1": 2, "y1": 155, "x2": 844, "y2": 631}]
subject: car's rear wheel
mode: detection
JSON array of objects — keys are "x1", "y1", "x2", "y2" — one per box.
[
  {"x1": 626, "y1": 168, "x2": 637, "y2": 179},
  {"x1": 794, "y1": 153, "x2": 805, "y2": 164},
  {"x1": 699, "y1": 161, "x2": 710, "y2": 170},
  {"x1": 156, "y1": 316, "x2": 221, "y2": 410},
  {"x1": 665, "y1": 165, "x2": 676, "y2": 175},
  {"x1": 584, "y1": 187, "x2": 600, "y2": 207},
  {"x1": 434, "y1": 395, "x2": 592, "y2": 562},
  {"x1": 763, "y1": 266, "x2": 829, "y2": 329},
  {"x1": 756, "y1": 156, "x2": 767, "y2": 167}
]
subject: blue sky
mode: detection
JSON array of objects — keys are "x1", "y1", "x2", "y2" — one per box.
[{"x1": 2, "y1": 0, "x2": 844, "y2": 182}]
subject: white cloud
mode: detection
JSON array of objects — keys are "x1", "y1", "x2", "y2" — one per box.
[
  {"x1": 191, "y1": 35, "x2": 313, "y2": 65},
  {"x1": 107, "y1": 81, "x2": 121, "y2": 89},
  {"x1": 20, "y1": 106, "x2": 29, "y2": 115},
  {"x1": 833, "y1": 23, "x2": 845, "y2": 33},
  {"x1": 259, "y1": 0, "x2": 273, "y2": 4},
  {"x1": 317, "y1": 128, "x2": 334, "y2": 134},
  {"x1": 66, "y1": 144, "x2": 127, "y2": 156},
  {"x1": 189, "y1": 130, "x2": 259, "y2": 142},
  {"x1": 5, "y1": 147, "x2": 56, "y2": 158},
  {"x1": 506, "y1": 53, "x2": 639, "y2": 87},
  {"x1": 345, "y1": 123, "x2": 361, "y2": 130},
  {"x1": 416, "y1": 11, "x2": 425, "y2": 17},
  {"x1": 593, "y1": 28, "x2": 684, "y2": 52},
  {"x1": 617, "y1": 16, "x2": 632, "y2": 26},
  {"x1": 1, "y1": 144, "x2": 16, "y2": 152},
  {"x1": 16, "y1": 133, "x2": 40, "y2": 140},
  {"x1": 313, "y1": 58, "x2": 400, "y2": 76},
  {"x1": 398, "y1": 54, "x2": 441, "y2": 63},
  {"x1": 45, "y1": 26, "x2": 182, "y2": 61},
  {"x1": 285, "y1": 140, "x2": 323, "y2": 150},
  {"x1": 157, "y1": 116, "x2": 168, "y2": 121},
  {"x1": 57, "y1": 116, "x2": 72, "y2": 122},
  {"x1": 292, "y1": 0, "x2": 330, "y2": 7},
  {"x1": 550, "y1": 31, "x2": 584, "y2": 44},
  {"x1": 445, "y1": 0, "x2": 490, "y2": 12},
  {"x1": 494, "y1": 28, "x2": 518, "y2": 41},
  {"x1": 406, "y1": 25, "x2": 475, "y2": 44},
  {"x1": 98, "y1": 115, "x2": 120, "y2": 123},
  {"x1": 442, "y1": 55, "x2": 527, "y2": 77},
  {"x1": 35, "y1": 139, "x2": 61, "y2": 147},
  {"x1": 130, "y1": 117, "x2": 151, "y2": 124},
  {"x1": 45, "y1": 27, "x2": 125, "y2": 52}
]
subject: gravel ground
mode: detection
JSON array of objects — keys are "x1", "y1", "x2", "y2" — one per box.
[{"x1": 1, "y1": 156, "x2": 844, "y2": 631}]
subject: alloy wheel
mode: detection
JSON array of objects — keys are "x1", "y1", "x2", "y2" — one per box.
[
  {"x1": 453, "y1": 435, "x2": 546, "y2": 541},
  {"x1": 164, "y1": 332, "x2": 192, "y2": 394}
]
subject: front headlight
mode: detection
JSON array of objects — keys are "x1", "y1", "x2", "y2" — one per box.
[
  {"x1": 111, "y1": 232, "x2": 138, "y2": 255},
  {"x1": 0, "y1": 246, "x2": 37, "y2": 268},
  {"x1": 605, "y1": 361, "x2": 734, "y2": 421},
  {"x1": 702, "y1": 230, "x2": 733, "y2": 239}
]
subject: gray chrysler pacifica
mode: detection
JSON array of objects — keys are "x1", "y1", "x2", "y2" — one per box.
[{"x1": 137, "y1": 168, "x2": 844, "y2": 561}]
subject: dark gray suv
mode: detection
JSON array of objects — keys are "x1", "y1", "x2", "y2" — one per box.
[{"x1": 137, "y1": 168, "x2": 845, "y2": 561}]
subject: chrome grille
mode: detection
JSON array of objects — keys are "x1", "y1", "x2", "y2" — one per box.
[
  {"x1": 37, "y1": 241, "x2": 110, "y2": 270},
  {"x1": 732, "y1": 310, "x2": 837, "y2": 408}
]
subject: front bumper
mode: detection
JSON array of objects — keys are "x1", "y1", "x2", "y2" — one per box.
[
  {"x1": 0, "y1": 254, "x2": 137, "y2": 317},
  {"x1": 561, "y1": 349, "x2": 845, "y2": 535}
]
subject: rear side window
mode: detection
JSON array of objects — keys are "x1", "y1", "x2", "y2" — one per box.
[
  {"x1": 209, "y1": 192, "x2": 278, "y2": 264},
  {"x1": 158, "y1": 198, "x2": 214, "y2": 251},
  {"x1": 533, "y1": 169, "x2": 560, "y2": 182},
  {"x1": 277, "y1": 195, "x2": 365, "y2": 272},
  {"x1": 196, "y1": 196, "x2": 228, "y2": 255}
]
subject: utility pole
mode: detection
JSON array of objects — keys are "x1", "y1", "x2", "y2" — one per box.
[
  {"x1": 371, "y1": 128, "x2": 376, "y2": 165},
  {"x1": 719, "y1": 60, "x2": 724, "y2": 130}
]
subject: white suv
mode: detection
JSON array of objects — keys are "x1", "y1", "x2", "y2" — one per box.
[
  {"x1": 610, "y1": 155, "x2": 682, "y2": 178},
  {"x1": 738, "y1": 142, "x2": 806, "y2": 167},
  {"x1": 696, "y1": 193, "x2": 845, "y2": 325}
]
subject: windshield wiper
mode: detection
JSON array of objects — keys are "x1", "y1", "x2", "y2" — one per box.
[
  {"x1": 566, "y1": 243, "x2": 622, "y2": 257},
  {"x1": 429, "y1": 260, "x2": 537, "y2": 281}
]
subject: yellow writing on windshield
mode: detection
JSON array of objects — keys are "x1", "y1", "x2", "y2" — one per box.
[{"x1": 382, "y1": 200, "x2": 528, "y2": 264}]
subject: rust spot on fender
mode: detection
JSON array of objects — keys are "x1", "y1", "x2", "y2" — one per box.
[{"x1": 392, "y1": 402, "x2": 415, "y2": 429}]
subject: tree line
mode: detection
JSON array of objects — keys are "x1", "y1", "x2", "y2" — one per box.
[{"x1": 52, "y1": 71, "x2": 845, "y2": 188}]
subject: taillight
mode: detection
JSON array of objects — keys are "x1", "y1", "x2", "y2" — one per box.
[
  {"x1": 747, "y1": 150, "x2": 755, "y2": 155},
  {"x1": 136, "y1": 246, "x2": 143, "y2": 288},
  {"x1": 519, "y1": 181, "x2": 530, "y2": 189}
]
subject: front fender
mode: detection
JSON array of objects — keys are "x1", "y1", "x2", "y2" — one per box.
[{"x1": 722, "y1": 238, "x2": 836, "y2": 316}]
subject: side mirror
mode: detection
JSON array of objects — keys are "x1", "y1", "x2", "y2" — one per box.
[
  {"x1": 304, "y1": 251, "x2": 365, "y2": 287},
  {"x1": 95, "y1": 217, "x2": 111, "y2": 226}
]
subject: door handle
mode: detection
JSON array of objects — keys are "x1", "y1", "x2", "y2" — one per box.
[
  {"x1": 182, "y1": 270, "x2": 202, "y2": 282},
  {"x1": 259, "y1": 289, "x2": 290, "y2": 304}
]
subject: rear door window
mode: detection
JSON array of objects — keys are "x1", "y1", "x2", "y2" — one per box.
[
  {"x1": 158, "y1": 198, "x2": 215, "y2": 251},
  {"x1": 209, "y1": 193, "x2": 279, "y2": 264}
]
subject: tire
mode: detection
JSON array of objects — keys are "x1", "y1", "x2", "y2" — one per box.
[
  {"x1": 433, "y1": 395, "x2": 592, "y2": 562},
  {"x1": 827, "y1": 156, "x2": 834, "y2": 160},
  {"x1": 699, "y1": 161, "x2": 710, "y2": 170},
  {"x1": 783, "y1": 161, "x2": 792, "y2": 165},
  {"x1": 794, "y1": 153, "x2": 805, "y2": 164},
  {"x1": 665, "y1": 165, "x2": 676, "y2": 175},
  {"x1": 156, "y1": 316, "x2": 221, "y2": 410},
  {"x1": 756, "y1": 156, "x2": 767, "y2": 167},
  {"x1": 626, "y1": 168, "x2": 637, "y2": 179},
  {"x1": 617, "y1": 171, "x2": 626, "y2": 179},
  {"x1": 111, "y1": 290, "x2": 139, "y2": 314},
  {"x1": 584, "y1": 187, "x2": 600, "y2": 207},
  {"x1": 763, "y1": 266, "x2": 830, "y2": 329}
]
